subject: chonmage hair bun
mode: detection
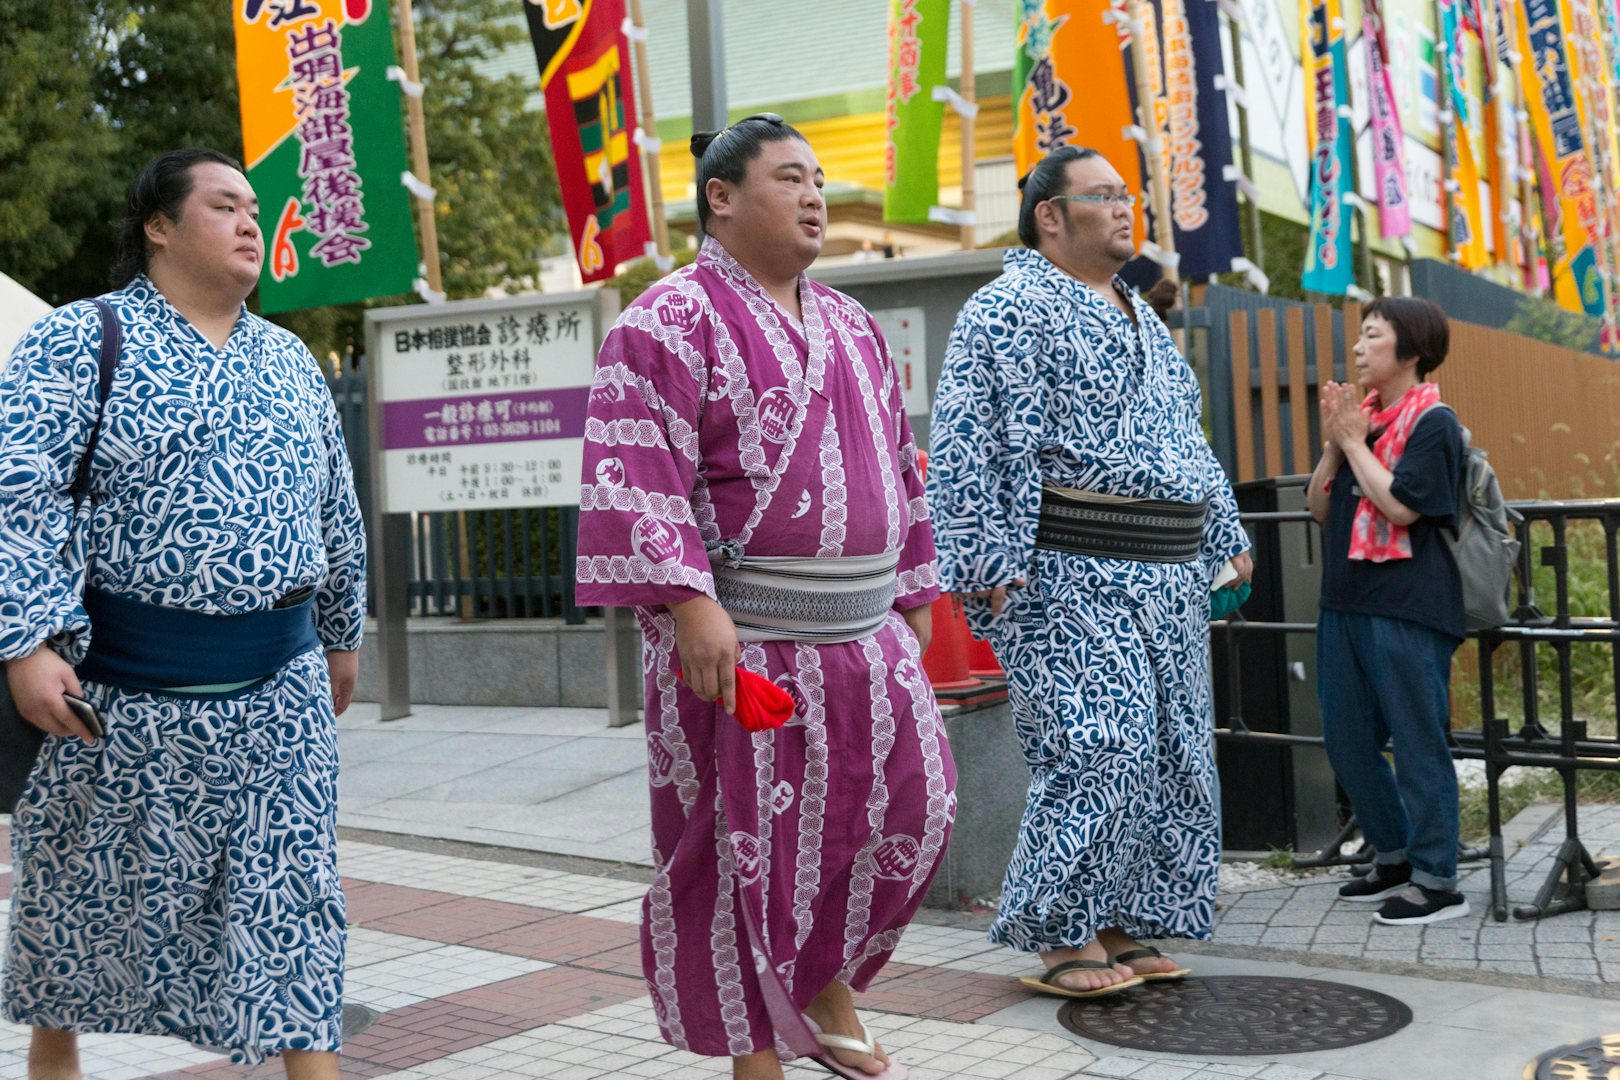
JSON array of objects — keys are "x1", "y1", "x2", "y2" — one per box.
[{"x1": 690, "y1": 130, "x2": 720, "y2": 158}]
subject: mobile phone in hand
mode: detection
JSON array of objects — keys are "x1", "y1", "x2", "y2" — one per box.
[{"x1": 62, "y1": 692, "x2": 105, "y2": 739}]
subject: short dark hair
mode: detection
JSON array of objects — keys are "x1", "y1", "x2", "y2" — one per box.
[
  {"x1": 1362, "y1": 296, "x2": 1450, "y2": 378},
  {"x1": 1016, "y1": 145, "x2": 1101, "y2": 249},
  {"x1": 111, "y1": 147, "x2": 247, "y2": 286},
  {"x1": 689, "y1": 114, "x2": 808, "y2": 231}
]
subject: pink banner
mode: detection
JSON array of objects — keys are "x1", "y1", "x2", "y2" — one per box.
[{"x1": 1363, "y1": 4, "x2": 1411, "y2": 238}]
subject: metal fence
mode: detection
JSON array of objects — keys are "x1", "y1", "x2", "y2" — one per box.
[
  {"x1": 327, "y1": 368, "x2": 586, "y2": 622},
  {"x1": 1213, "y1": 496, "x2": 1620, "y2": 922}
]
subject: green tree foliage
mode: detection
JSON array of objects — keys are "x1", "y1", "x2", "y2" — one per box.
[
  {"x1": 2, "y1": 0, "x2": 559, "y2": 363},
  {"x1": 416, "y1": 0, "x2": 561, "y2": 301},
  {"x1": 1503, "y1": 294, "x2": 1604, "y2": 355},
  {"x1": 0, "y1": 3, "x2": 118, "y2": 296}
]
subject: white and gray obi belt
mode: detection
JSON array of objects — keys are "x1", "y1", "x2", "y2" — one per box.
[{"x1": 706, "y1": 542, "x2": 901, "y2": 643}]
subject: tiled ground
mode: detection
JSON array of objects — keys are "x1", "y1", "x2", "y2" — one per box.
[
  {"x1": 1, "y1": 802, "x2": 1616, "y2": 1079},
  {"x1": 1208, "y1": 803, "x2": 1620, "y2": 984}
]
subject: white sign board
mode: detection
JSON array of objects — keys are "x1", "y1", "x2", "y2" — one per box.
[
  {"x1": 365, "y1": 291, "x2": 614, "y2": 513},
  {"x1": 870, "y1": 306, "x2": 929, "y2": 418}
]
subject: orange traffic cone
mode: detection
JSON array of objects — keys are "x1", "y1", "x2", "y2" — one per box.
[
  {"x1": 968, "y1": 636, "x2": 1005, "y2": 680},
  {"x1": 923, "y1": 595, "x2": 984, "y2": 691}
]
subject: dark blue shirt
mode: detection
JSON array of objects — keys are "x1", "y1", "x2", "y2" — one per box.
[{"x1": 1320, "y1": 406, "x2": 1466, "y2": 640}]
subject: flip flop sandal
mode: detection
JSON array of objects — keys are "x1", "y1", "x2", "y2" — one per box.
[
  {"x1": 1017, "y1": 959, "x2": 1146, "y2": 999},
  {"x1": 1112, "y1": 946, "x2": 1192, "y2": 981},
  {"x1": 804, "y1": 1015, "x2": 908, "y2": 1079}
]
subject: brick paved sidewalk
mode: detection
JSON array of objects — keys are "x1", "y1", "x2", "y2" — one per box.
[{"x1": 4, "y1": 815, "x2": 1617, "y2": 1080}]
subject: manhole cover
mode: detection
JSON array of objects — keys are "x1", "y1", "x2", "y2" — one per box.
[
  {"x1": 1058, "y1": 976, "x2": 1411, "y2": 1056},
  {"x1": 1524, "y1": 1033, "x2": 1620, "y2": 1080},
  {"x1": 342, "y1": 1003, "x2": 380, "y2": 1039}
]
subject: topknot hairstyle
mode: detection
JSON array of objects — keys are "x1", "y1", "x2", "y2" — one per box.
[
  {"x1": 689, "y1": 114, "x2": 808, "y2": 230},
  {"x1": 1015, "y1": 145, "x2": 1101, "y2": 249}
]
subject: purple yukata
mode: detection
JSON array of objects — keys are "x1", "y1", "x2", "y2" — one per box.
[{"x1": 576, "y1": 238, "x2": 956, "y2": 1059}]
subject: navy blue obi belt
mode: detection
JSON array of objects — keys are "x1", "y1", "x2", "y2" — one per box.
[{"x1": 77, "y1": 587, "x2": 320, "y2": 692}]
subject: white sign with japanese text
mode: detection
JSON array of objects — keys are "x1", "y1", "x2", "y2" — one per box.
[{"x1": 365, "y1": 290, "x2": 617, "y2": 513}]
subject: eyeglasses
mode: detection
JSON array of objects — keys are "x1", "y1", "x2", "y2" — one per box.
[
  {"x1": 1049, "y1": 192, "x2": 1137, "y2": 208},
  {"x1": 690, "y1": 113, "x2": 786, "y2": 156}
]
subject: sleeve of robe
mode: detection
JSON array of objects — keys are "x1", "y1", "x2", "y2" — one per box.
[
  {"x1": 925, "y1": 295, "x2": 1019, "y2": 595},
  {"x1": 0, "y1": 303, "x2": 103, "y2": 663},
  {"x1": 575, "y1": 305, "x2": 716, "y2": 609},
  {"x1": 1189, "y1": 374, "x2": 1251, "y2": 576},
  {"x1": 870, "y1": 314, "x2": 941, "y2": 611},
  {"x1": 308, "y1": 344, "x2": 368, "y2": 652}
]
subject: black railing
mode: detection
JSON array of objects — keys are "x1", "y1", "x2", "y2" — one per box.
[
  {"x1": 1212, "y1": 498, "x2": 1620, "y2": 922},
  {"x1": 327, "y1": 369, "x2": 588, "y2": 624}
]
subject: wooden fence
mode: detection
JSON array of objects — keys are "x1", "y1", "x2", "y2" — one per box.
[{"x1": 1225, "y1": 302, "x2": 1620, "y2": 498}]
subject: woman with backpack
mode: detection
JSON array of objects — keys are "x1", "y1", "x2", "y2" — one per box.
[{"x1": 1306, "y1": 296, "x2": 1469, "y2": 926}]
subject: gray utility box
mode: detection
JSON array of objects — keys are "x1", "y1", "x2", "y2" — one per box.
[{"x1": 1212, "y1": 475, "x2": 1342, "y2": 855}]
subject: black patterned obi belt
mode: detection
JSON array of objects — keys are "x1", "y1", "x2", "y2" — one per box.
[
  {"x1": 710, "y1": 550, "x2": 899, "y2": 644},
  {"x1": 1036, "y1": 489, "x2": 1208, "y2": 564}
]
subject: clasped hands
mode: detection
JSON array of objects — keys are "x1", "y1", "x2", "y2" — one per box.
[{"x1": 1319, "y1": 381, "x2": 1370, "y2": 450}]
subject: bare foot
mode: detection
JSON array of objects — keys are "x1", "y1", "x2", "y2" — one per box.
[
  {"x1": 28, "y1": 1028, "x2": 81, "y2": 1080},
  {"x1": 1039, "y1": 940, "x2": 1138, "y2": 992},
  {"x1": 804, "y1": 979, "x2": 891, "y2": 1076},
  {"x1": 1097, "y1": 928, "x2": 1184, "y2": 976},
  {"x1": 732, "y1": 1046, "x2": 786, "y2": 1080}
]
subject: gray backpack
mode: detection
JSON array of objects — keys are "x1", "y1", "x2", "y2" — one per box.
[{"x1": 1436, "y1": 407, "x2": 1522, "y2": 630}]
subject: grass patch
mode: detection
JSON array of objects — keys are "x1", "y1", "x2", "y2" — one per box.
[{"x1": 1457, "y1": 768, "x2": 1620, "y2": 847}]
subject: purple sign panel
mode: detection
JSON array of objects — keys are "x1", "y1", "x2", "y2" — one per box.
[{"x1": 380, "y1": 387, "x2": 591, "y2": 451}]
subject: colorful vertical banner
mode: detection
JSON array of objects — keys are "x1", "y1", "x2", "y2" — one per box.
[
  {"x1": 1508, "y1": 0, "x2": 1606, "y2": 317},
  {"x1": 1120, "y1": 0, "x2": 1244, "y2": 277},
  {"x1": 1564, "y1": 0, "x2": 1620, "y2": 343},
  {"x1": 1299, "y1": 0, "x2": 1355, "y2": 293},
  {"x1": 232, "y1": 0, "x2": 418, "y2": 315},
  {"x1": 524, "y1": 0, "x2": 651, "y2": 284},
  {"x1": 1440, "y1": 0, "x2": 1490, "y2": 269},
  {"x1": 884, "y1": 0, "x2": 950, "y2": 223},
  {"x1": 1013, "y1": 1, "x2": 1143, "y2": 231},
  {"x1": 1361, "y1": 0, "x2": 1411, "y2": 238}
]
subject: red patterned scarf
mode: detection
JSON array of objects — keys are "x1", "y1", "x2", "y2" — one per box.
[{"x1": 1348, "y1": 381, "x2": 1442, "y2": 562}]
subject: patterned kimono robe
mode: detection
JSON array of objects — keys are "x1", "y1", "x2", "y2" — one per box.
[
  {"x1": 927, "y1": 248, "x2": 1248, "y2": 951},
  {"x1": 576, "y1": 238, "x2": 955, "y2": 1058},
  {"x1": 0, "y1": 278, "x2": 366, "y2": 1062}
]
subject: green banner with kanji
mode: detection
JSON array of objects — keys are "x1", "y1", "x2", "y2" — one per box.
[
  {"x1": 233, "y1": 0, "x2": 418, "y2": 315},
  {"x1": 883, "y1": 0, "x2": 950, "y2": 223}
]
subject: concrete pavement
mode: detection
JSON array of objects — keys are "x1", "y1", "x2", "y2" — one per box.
[{"x1": 1, "y1": 701, "x2": 1616, "y2": 1078}]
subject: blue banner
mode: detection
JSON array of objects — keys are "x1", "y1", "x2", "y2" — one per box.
[
  {"x1": 1301, "y1": 0, "x2": 1356, "y2": 294},
  {"x1": 1165, "y1": 0, "x2": 1244, "y2": 276},
  {"x1": 1122, "y1": 0, "x2": 1246, "y2": 279}
]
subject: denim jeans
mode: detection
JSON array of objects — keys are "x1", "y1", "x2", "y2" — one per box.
[{"x1": 1317, "y1": 609, "x2": 1462, "y2": 892}]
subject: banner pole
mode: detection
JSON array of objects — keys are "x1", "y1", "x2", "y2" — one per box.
[
  {"x1": 1513, "y1": 66, "x2": 1540, "y2": 295},
  {"x1": 1224, "y1": 3, "x2": 1263, "y2": 273},
  {"x1": 629, "y1": 0, "x2": 672, "y2": 264},
  {"x1": 959, "y1": 0, "x2": 976, "y2": 251},
  {"x1": 394, "y1": 0, "x2": 443, "y2": 297},
  {"x1": 1436, "y1": 35, "x2": 1458, "y2": 261},
  {"x1": 1128, "y1": 0, "x2": 1176, "y2": 278},
  {"x1": 394, "y1": 0, "x2": 471, "y2": 619}
]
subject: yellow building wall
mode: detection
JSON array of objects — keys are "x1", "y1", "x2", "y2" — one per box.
[{"x1": 660, "y1": 95, "x2": 1017, "y2": 206}]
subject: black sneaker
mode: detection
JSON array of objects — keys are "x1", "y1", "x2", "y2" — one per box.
[
  {"x1": 1374, "y1": 885, "x2": 1471, "y2": 925},
  {"x1": 1337, "y1": 861, "x2": 1411, "y2": 902}
]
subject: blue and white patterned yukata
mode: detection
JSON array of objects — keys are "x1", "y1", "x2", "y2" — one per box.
[
  {"x1": 0, "y1": 276, "x2": 366, "y2": 1062},
  {"x1": 927, "y1": 247, "x2": 1249, "y2": 952}
]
